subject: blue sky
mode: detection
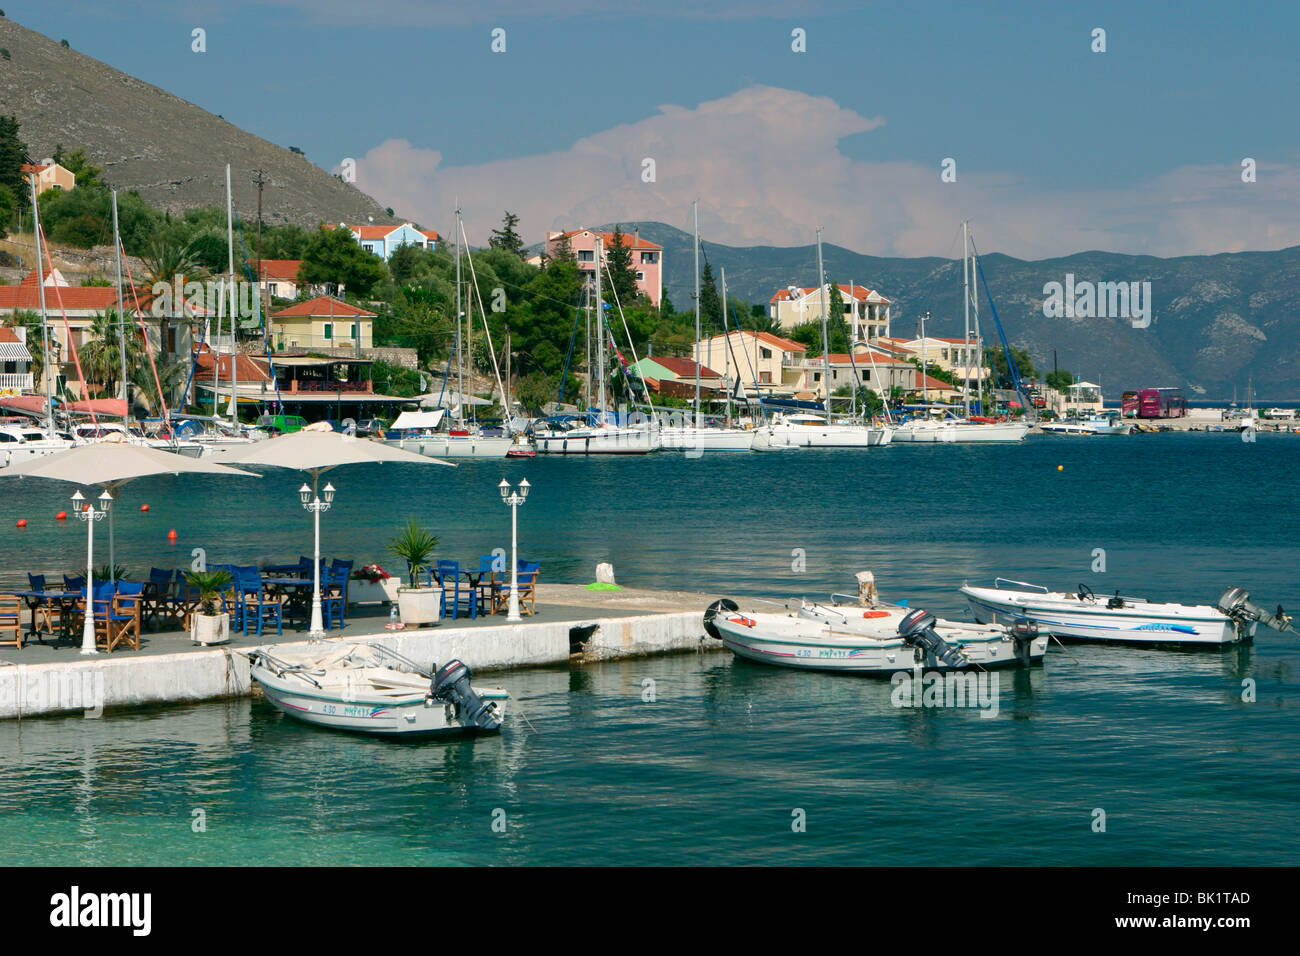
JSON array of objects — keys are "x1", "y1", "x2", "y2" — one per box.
[{"x1": 12, "y1": 1, "x2": 1300, "y2": 256}]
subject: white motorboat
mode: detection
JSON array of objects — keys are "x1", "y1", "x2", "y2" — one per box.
[
  {"x1": 703, "y1": 593, "x2": 1047, "y2": 673},
  {"x1": 1039, "y1": 418, "x2": 1093, "y2": 436},
  {"x1": 892, "y1": 417, "x2": 1029, "y2": 442},
  {"x1": 71, "y1": 422, "x2": 205, "y2": 458},
  {"x1": 754, "y1": 413, "x2": 887, "y2": 448},
  {"x1": 658, "y1": 425, "x2": 754, "y2": 452},
  {"x1": 246, "y1": 642, "x2": 507, "y2": 737},
  {"x1": 960, "y1": 578, "x2": 1294, "y2": 647},
  {"x1": 0, "y1": 424, "x2": 73, "y2": 467},
  {"x1": 532, "y1": 416, "x2": 658, "y2": 454},
  {"x1": 1040, "y1": 412, "x2": 1131, "y2": 436}
]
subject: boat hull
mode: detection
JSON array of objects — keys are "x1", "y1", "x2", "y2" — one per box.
[
  {"x1": 252, "y1": 664, "x2": 509, "y2": 736},
  {"x1": 658, "y1": 427, "x2": 754, "y2": 451},
  {"x1": 756, "y1": 423, "x2": 882, "y2": 448},
  {"x1": 384, "y1": 435, "x2": 518, "y2": 459},
  {"x1": 960, "y1": 584, "x2": 1247, "y2": 646},
  {"x1": 533, "y1": 426, "x2": 657, "y2": 454},
  {"x1": 710, "y1": 605, "x2": 1047, "y2": 673}
]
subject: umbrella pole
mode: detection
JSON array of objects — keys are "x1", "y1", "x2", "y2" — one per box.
[{"x1": 309, "y1": 472, "x2": 324, "y2": 640}]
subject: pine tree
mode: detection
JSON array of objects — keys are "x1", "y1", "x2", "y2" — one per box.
[
  {"x1": 0, "y1": 115, "x2": 27, "y2": 209},
  {"x1": 698, "y1": 259, "x2": 723, "y2": 332},
  {"x1": 489, "y1": 211, "x2": 524, "y2": 257},
  {"x1": 604, "y1": 225, "x2": 639, "y2": 304}
]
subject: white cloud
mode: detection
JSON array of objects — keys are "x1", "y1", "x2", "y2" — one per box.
[{"x1": 349, "y1": 85, "x2": 1300, "y2": 258}]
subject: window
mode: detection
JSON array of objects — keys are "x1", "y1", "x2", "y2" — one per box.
[
  {"x1": 578, "y1": 250, "x2": 594, "y2": 262},
  {"x1": 640, "y1": 252, "x2": 658, "y2": 263},
  {"x1": 760, "y1": 371, "x2": 772, "y2": 384},
  {"x1": 323, "y1": 323, "x2": 333, "y2": 341},
  {"x1": 635, "y1": 272, "x2": 644, "y2": 281},
  {"x1": 268, "y1": 282, "x2": 278, "y2": 297},
  {"x1": 760, "y1": 347, "x2": 772, "y2": 359}
]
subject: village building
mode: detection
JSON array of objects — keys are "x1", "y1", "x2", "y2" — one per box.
[
  {"x1": 767, "y1": 284, "x2": 891, "y2": 341},
  {"x1": 544, "y1": 229, "x2": 663, "y2": 306},
  {"x1": 268, "y1": 295, "x2": 375, "y2": 352}
]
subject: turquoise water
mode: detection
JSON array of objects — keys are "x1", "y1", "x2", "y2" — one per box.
[{"x1": 1, "y1": 433, "x2": 1298, "y2": 865}]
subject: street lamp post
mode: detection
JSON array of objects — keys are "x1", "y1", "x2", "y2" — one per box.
[
  {"x1": 498, "y1": 478, "x2": 530, "y2": 622},
  {"x1": 72, "y1": 489, "x2": 113, "y2": 656},
  {"x1": 299, "y1": 478, "x2": 336, "y2": 640}
]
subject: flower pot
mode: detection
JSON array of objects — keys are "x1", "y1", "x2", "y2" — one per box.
[
  {"x1": 348, "y1": 578, "x2": 394, "y2": 606},
  {"x1": 397, "y1": 587, "x2": 442, "y2": 626},
  {"x1": 190, "y1": 612, "x2": 231, "y2": 646}
]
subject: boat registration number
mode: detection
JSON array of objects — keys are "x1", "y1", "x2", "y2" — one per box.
[{"x1": 319, "y1": 703, "x2": 378, "y2": 718}]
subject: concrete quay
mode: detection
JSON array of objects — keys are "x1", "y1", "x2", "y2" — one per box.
[{"x1": 0, "y1": 584, "x2": 723, "y2": 720}]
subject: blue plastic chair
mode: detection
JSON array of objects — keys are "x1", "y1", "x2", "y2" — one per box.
[
  {"x1": 437, "y1": 560, "x2": 476, "y2": 620},
  {"x1": 321, "y1": 566, "x2": 350, "y2": 630},
  {"x1": 235, "y1": 566, "x2": 281, "y2": 637}
]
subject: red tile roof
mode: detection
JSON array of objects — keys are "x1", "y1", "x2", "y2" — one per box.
[
  {"x1": 328, "y1": 223, "x2": 439, "y2": 242},
  {"x1": 754, "y1": 331, "x2": 807, "y2": 352},
  {"x1": 555, "y1": 229, "x2": 662, "y2": 251},
  {"x1": 258, "y1": 259, "x2": 303, "y2": 281},
  {"x1": 769, "y1": 284, "x2": 889, "y2": 303},
  {"x1": 0, "y1": 275, "x2": 126, "y2": 313},
  {"x1": 652, "y1": 356, "x2": 721, "y2": 379},
  {"x1": 192, "y1": 345, "x2": 271, "y2": 382},
  {"x1": 0, "y1": 327, "x2": 22, "y2": 343},
  {"x1": 269, "y1": 295, "x2": 376, "y2": 319}
]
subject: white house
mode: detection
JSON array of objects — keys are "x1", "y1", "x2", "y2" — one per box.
[
  {"x1": 328, "y1": 223, "x2": 439, "y2": 260},
  {"x1": 768, "y1": 284, "x2": 892, "y2": 341}
]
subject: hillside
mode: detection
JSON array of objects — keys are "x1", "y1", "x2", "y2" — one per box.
[
  {"x1": 601, "y1": 222, "x2": 1300, "y2": 400},
  {"x1": 0, "y1": 16, "x2": 398, "y2": 229}
]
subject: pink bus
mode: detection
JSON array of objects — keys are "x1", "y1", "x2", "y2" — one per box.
[{"x1": 1123, "y1": 387, "x2": 1187, "y2": 419}]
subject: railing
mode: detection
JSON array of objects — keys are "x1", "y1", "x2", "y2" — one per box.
[{"x1": 0, "y1": 373, "x2": 34, "y2": 391}]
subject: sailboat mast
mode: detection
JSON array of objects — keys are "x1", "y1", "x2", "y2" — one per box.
[
  {"x1": 455, "y1": 207, "x2": 463, "y2": 423},
  {"x1": 112, "y1": 190, "x2": 127, "y2": 417},
  {"x1": 693, "y1": 201, "x2": 701, "y2": 431},
  {"x1": 584, "y1": 291, "x2": 591, "y2": 410},
  {"x1": 30, "y1": 174, "x2": 54, "y2": 433},
  {"x1": 225, "y1": 164, "x2": 237, "y2": 421},
  {"x1": 721, "y1": 266, "x2": 731, "y2": 427},
  {"x1": 816, "y1": 227, "x2": 830, "y2": 415},
  {"x1": 920, "y1": 310, "x2": 929, "y2": 405},
  {"x1": 595, "y1": 236, "x2": 606, "y2": 415},
  {"x1": 962, "y1": 220, "x2": 970, "y2": 419},
  {"x1": 970, "y1": 233, "x2": 983, "y2": 415}
]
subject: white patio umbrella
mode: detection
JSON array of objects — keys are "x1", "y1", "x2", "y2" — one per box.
[
  {"x1": 0, "y1": 437, "x2": 259, "y2": 654},
  {"x1": 219, "y1": 428, "x2": 453, "y2": 638}
]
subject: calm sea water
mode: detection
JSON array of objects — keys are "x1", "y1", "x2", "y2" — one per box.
[{"x1": 1, "y1": 433, "x2": 1298, "y2": 865}]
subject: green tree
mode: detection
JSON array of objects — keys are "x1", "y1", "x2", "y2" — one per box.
[
  {"x1": 142, "y1": 237, "x2": 208, "y2": 360},
  {"x1": 987, "y1": 344, "x2": 1039, "y2": 388},
  {"x1": 603, "y1": 225, "x2": 639, "y2": 305},
  {"x1": 1044, "y1": 368, "x2": 1076, "y2": 393},
  {"x1": 299, "y1": 226, "x2": 388, "y2": 297},
  {"x1": 698, "y1": 259, "x2": 722, "y2": 333},
  {"x1": 0, "y1": 183, "x2": 14, "y2": 238},
  {"x1": 58, "y1": 147, "x2": 104, "y2": 190},
  {"x1": 78, "y1": 309, "x2": 140, "y2": 397},
  {"x1": 549, "y1": 232, "x2": 574, "y2": 265},
  {"x1": 0, "y1": 115, "x2": 25, "y2": 210},
  {"x1": 488, "y1": 211, "x2": 524, "y2": 257}
]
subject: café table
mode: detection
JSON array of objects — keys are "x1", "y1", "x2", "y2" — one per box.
[{"x1": 14, "y1": 590, "x2": 83, "y2": 646}]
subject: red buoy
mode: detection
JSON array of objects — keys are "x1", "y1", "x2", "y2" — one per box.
[
  {"x1": 140, "y1": 504, "x2": 150, "y2": 513},
  {"x1": 55, "y1": 511, "x2": 67, "y2": 521},
  {"x1": 16, "y1": 519, "x2": 27, "y2": 528},
  {"x1": 167, "y1": 529, "x2": 178, "y2": 541}
]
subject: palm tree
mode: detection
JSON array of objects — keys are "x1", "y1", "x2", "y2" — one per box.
[
  {"x1": 78, "y1": 309, "x2": 140, "y2": 398},
  {"x1": 142, "y1": 238, "x2": 208, "y2": 361}
]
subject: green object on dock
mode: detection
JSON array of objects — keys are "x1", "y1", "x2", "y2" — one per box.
[{"x1": 585, "y1": 583, "x2": 623, "y2": 591}]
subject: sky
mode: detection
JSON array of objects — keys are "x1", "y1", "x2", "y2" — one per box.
[{"x1": 12, "y1": 0, "x2": 1300, "y2": 258}]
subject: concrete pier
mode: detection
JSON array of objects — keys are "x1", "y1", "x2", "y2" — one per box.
[{"x1": 0, "y1": 585, "x2": 722, "y2": 720}]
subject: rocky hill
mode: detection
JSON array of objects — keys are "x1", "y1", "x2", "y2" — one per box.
[
  {"x1": 0, "y1": 15, "x2": 398, "y2": 229},
  {"x1": 604, "y1": 222, "x2": 1300, "y2": 400}
]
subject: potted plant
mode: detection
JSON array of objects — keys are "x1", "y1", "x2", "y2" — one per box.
[
  {"x1": 185, "y1": 568, "x2": 233, "y2": 645},
  {"x1": 348, "y1": 563, "x2": 398, "y2": 605},
  {"x1": 386, "y1": 518, "x2": 442, "y2": 626}
]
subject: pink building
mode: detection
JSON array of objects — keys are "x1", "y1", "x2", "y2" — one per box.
[{"x1": 544, "y1": 229, "x2": 663, "y2": 306}]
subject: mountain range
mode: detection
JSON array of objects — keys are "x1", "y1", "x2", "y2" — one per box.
[
  {"x1": 0, "y1": 16, "x2": 397, "y2": 228},
  {"x1": 600, "y1": 222, "x2": 1300, "y2": 400}
]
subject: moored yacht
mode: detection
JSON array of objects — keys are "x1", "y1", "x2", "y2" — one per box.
[{"x1": 0, "y1": 423, "x2": 74, "y2": 466}]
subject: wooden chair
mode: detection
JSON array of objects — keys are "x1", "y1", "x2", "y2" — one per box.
[
  {"x1": 0, "y1": 594, "x2": 23, "y2": 649},
  {"x1": 24, "y1": 573, "x2": 58, "y2": 638},
  {"x1": 101, "y1": 582, "x2": 144, "y2": 652},
  {"x1": 494, "y1": 561, "x2": 540, "y2": 616}
]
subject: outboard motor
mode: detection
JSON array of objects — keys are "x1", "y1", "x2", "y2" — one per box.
[
  {"x1": 703, "y1": 598, "x2": 740, "y2": 640},
  {"x1": 430, "y1": 660, "x2": 502, "y2": 731},
  {"x1": 897, "y1": 608, "x2": 969, "y2": 668},
  {"x1": 1217, "y1": 587, "x2": 1294, "y2": 636},
  {"x1": 1009, "y1": 617, "x2": 1039, "y2": 666}
]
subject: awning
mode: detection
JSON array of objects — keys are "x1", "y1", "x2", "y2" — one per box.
[{"x1": 389, "y1": 409, "x2": 446, "y2": 431}]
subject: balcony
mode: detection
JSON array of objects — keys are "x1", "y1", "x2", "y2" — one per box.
[{"x1": 0, "y1": 373, "x2": 34, "y2": 392}]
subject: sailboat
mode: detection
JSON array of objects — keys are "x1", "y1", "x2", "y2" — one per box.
[
  {"x1": 659, "y1": 203, "x2": 754, "y2": 453},
  {"x1": 384, "y1": 209, "x2": 525, "y2": 458},
  {"x1": 892, "y1": 222, "x2": 1027, "y2": 443},
  {"x1": 751, "y1": 228, "x2": 887, "y2": 449},
  {"x1": 533, "y1": 234, "x2": 658, "y2": 454}
]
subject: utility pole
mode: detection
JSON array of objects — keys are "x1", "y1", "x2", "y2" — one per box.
[{"x1": 252, "y1": 169, "x2": 268, "y2": 286}]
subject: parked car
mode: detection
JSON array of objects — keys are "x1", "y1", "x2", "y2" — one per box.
[{"x1": 255, "y1": 413, "x2": 308, "y2": 434}]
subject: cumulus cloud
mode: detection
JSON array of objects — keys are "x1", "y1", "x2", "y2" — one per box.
[{"x1": 348, "y1": 85, "x2": 1300, "y2": 258}]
